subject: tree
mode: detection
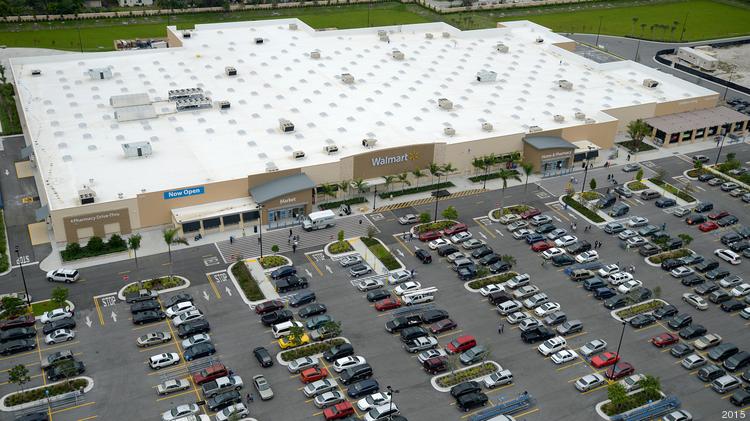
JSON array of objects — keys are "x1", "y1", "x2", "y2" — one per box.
[
  {"x1": 318, "y1": 183, "x2": 336, "y2": 203},
  {"x1": 107, "y1": 234, "x2": 126, "y2": 250},
  {"x1": 411, "y1": 169, "x2": 425, "y2": 188},
  {"x1": 337, "y1": 180, "x2": 349, "y2": 199},
  {"x1": 496, "y1": 169, "x2": 521, "y2": 214},
  {"x1": 441, "y1": 206, "x2": 458, "y2": 221},
  {"x1": 56, "y1": 359, "x2": 80, "y2": 389},
  {"x1": 677, "y1": 233, "x2": 693, "y2": 247},
  {"x1": 320, "y1": 320, "x2": 342, "y2": 337},
  {"x1": 51, "y1": 287, "x2": 69, "y2": 309},
  {"x1": 589, "y1": 178, "x2": 597, "y2": 191},
  {"x1": 726, "y1": 152, "x2": 737, "y2": 162},
  {"x1": 626, "y1": 119, "x2": 650, "y2": 161},
  {"x1": 607, "y1": 383, "x2": 630, "y2": 412},
  {"x1": 635, "y1": 168, "x2": 644, "y2": 182},
  {"x1": 366, "y1": 225, "x2": 377, "y2": 240},
  {"x1": 383, "y1": 175, "x2": 396, "y2": 192},
  {"x1": 447, "y1": 351, "x2": 461, "y2": 376},
  {"x1": 397, "y1": 173, "x2": 411, "y2": 191},
  {"x1": 441, "y1": 162, "x2": 457, "y2": 175},
  {"x1": 693, "y1": 160, "x2": 703, "y2": 170},
  {"x1": 271, "y1": 244, "x2": 280, "y2": 254},
  {"x1": 8, "y1": 364, "x2": 29, "y2": 392},
  {"x1": 163, "y1": 228, "x2": 189, "y2": 277},
  {"x1": 128, "y1": 233, "x2": 142, "y2": 269},
  {"x1": 520, "y1": 161, "x2": 534, "y2": 192},
  {"x1": 1, "y1": 296, "x2": 24, "y2": 317},
  {"x1": 471, "y1": 157, "x2": 486, "y2": 175},
  {"x1": 352, "y1": 178, "x2": 368, "y2": 194},
  {"x1": 0, "y1": 64, "x2": 6, "y2": 84},
  {"x1": 337, "y1": 230, "x2": 345, "y2": 243},
  {"x1": 637, "y1": 374, "x2": 661, "y2": 397},
  {"x1": 652, "y1": 286, "x2": 662, "y2": 299},
  {"x1": 287, "y1": 325, "x2": 305, "y2": 345},
  {"x1": 501, "y1": 254, "x2": 516, "y2": 267},
  {"x1": 428, "y1": 162, "x2": 441, "y2": 185},
  {"x1": 86, "y1": 236, "x2": 104, "y2": 253},
  {"x1": 419, "y1": 212, "x2": 431, "y2": 224}
]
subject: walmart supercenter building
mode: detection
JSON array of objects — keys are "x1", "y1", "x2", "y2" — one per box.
[{"x1": 10, "y1": 19, "x2": 730, "y2": 244}]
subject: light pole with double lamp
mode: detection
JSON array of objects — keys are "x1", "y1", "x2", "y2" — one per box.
[
  {"x1": 386, "y1": 385, "x2": 400, "y2": 419},
  {"x1": 612, "y1": 321, "x2": 627, "y2": 375},
  {"x1": 432, "y1": 173, "x2": 442, "y2": 223},
  {"x1": 714, "y1": 125, "x2": 730, "y2": 166},
  {"x1": 256, "y1": 204, "x2": 264, "y2": 259},
  {"x1": 579, "y1": 146, "x2": 595, "y2": 194},
  {"x1": 14, "y1": 246, "x2": 31, "y2": 307}
]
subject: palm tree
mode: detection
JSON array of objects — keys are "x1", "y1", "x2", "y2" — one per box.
[
  {"x1": 497, "y1": 169, "x2": 521, "y2": 212},
  {"x1": 677, "y1": 233, "x2": 693, "y2": 247},
  {"x1": 411, "y1": 169, "x2": 425, "y2": 188},
  {"x1": 163, "y1": 228, "x2": 188, "y2": 278},
  {"x1": 520, "y1": 161, "x2": 534, "y2": 192},
  {"x1": 626, "y1": 119, "x2": 650, "y2": 161},
  {"x1": 337, "y1": 180, "x2": 349, "y2": 200},
  {"x1": 428, "y1": 162, "x2": 441, "y2": 185},
  {"x1": 318, "y1": 183, "x2": 336, "y2": 203},
  {"x1": 501, "y1": 254, "x2": 516, "y2": 267},
  {"x1": 383, "y1": 175, "x2": 396, "y2": 192},
  {"x1": 441, "y1": 162, "x2": 456, "y2": 175},
  {"x1": 397, "y1": 173, "x2": 411, "y2": 191},
  {"x1": 471, "y1": 157, "x2": 486, "y2": 175},
  {"x1": 128, "y1": 233, "x2": 142, "y2": 270},
  {"x1": 352, "y1": 178, "x2": 368, "y2": 195}
]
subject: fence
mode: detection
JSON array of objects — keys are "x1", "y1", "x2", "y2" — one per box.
[{"x1": 469, "y1": 391, "x2": 535, "y2": 421}]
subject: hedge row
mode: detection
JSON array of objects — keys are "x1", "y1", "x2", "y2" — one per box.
[
  {"x1": 616, "y1": 300, "x2": 664, "y2": 320},
  {"x1": 123, "y1": 276, "x2": 184, "y2": 294},
  {"x1": 562, "y1": 195, "x2": 604, "y2": 223},
  {"x1": 491, "y1": 204, "x2": 531, "y2": 219},
  {"x1": 61, "y1": 234, "x2": 128, "y2": 261},
  {"x1": 4, "y1": 379, "x2": 88, "y2": 406},
  {"x1": 435, "y1": 362, "x2": 496, "y2": 388},
  {"x1": 602, "y1": 389, "x2": 663, "y2": 416},
  {"x1": 468, "y1": 169, "x2": 519, "y2": 183},
  {"x1": 318, "y1": 196, "x2": 367, "y2": 210},
  {"x1": 468, "y1": 272, "x2": 518, "y2": 289},
  {"x1": 378, "y1": 182, "x2": 454, "y2": 199},
  {"x1": 260, "y1": 256, "x2": 288, "y2": 269},
  {"x1": 616, "y1": 140, "x2": 656, "y2": 153},
  {"x1": 414, "y1": 220, "x2": 456, "y2": 234},
  {"x1": 280, "y1": 338, "x2": 345, "y2": 362},
  {"x1": 649, "y1": 178, "x2": 696, "y2": 203},
  {"x1": 647, "y1": 248, "x2": 691, "y2": 264},
  {"x1": 232, "y1": 261, "x2": 264, "y2": 301},
  {"x1": 360, "y1": 237, "x2": 400, "y2": 270}
]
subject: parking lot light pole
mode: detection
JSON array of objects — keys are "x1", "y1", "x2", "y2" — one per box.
[
  {"x1": 433, "y1": 173, "x2": 442, "y2": 223},
  {"x1": 372, "y1": 186, "x2": 378, "y2": 212},
  {"x1": 256, "y1": 204, "x2": 264, "y2": 259},
  {"x1": 14, "y1": 246, "x2": 31, "y2": 307},
  {"x1": 386, "y1": 385, "x2": 400, "y2": 419},
  {"x1": 613, "y1": 321, "x2": 626, "y2": 372},
  {"x1": 714, "y1": 125, "x2": 729, "y2": 166}
]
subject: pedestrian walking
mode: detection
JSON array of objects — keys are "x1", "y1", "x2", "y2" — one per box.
[
  {"x1": 541, "y1": 259, "x2": 547, "y2": 267},
  {"x1": 572, "y1": 222, "x2": 577, "y2": 231},
  {"x1": 359, "y1": 219, "x2": 363, "y2": 225},
  {"x1": 229, "y1": 236, "x2": 234, "y2": 244},
  {"x1": 627, "y1": 154, "x2": 631, "y2": 161},
  {"x1": 289, "y1": 229, "x2": 293, "y2": 237},
  {"x1": 498, "y1": 323, "x2": 504, "y2": 334},
  {"x1": 247, "y1": 392, "x2": 254, "y2": 403},
  {"x1": 564, "y1": 202, "x2": 568, "y2": 210}
]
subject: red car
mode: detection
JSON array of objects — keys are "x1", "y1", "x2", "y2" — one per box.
[
  {"x1": 531, "y1": 240, "x2": 554, "y2": 252},
  {"x1": 698, "y1": 221, "x2": 719, "y2": 232},
  {"x1": 605, "y1": 362, "x2": 635, "y2": 380},
  {"x1": 418, "y1": 231, "x2": 442, "y2": 242},
  {"x1": 0, "y1": 315, "x2": 36, "y2": 330},
  {"x1": 443, "y1": 223, "x2": 468, "y2": 236},
  {"x1": 708, "y1": 210, "x2": 730, "y2": 220},
  {"x1": 254, "y1": 299, "x2": 284, "y2": 315},
  {"x1": 430, "y1": 318, "x2": 457, "y2": 334},
  {"x1": 374, "y1": 297, "x2": 402, "y2": 311},
  {"x1": 300, "y1": 366, "x2": 329, "y2": 383},
  {"x1": 520, "y1": 208, "x2": 542, "y2": 219},
  {"x1": 590, "y1": 351, "x2": 620, "y2": 368},
  {"x1": 651, "y1": 332, "x2": 679, "y2": 348},
  {"x1": 324, "y1": 401, "x2": 355, "y2": 420},
  {"x1": 192, "y1": 363, "x2": 229, "y2": 385},
  {"x1": 446, "y1": 335, "x2": 476, "y2": 354}
]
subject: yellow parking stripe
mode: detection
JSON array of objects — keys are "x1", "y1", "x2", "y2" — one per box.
[
  {"x1": 304, "y1": 254, "x2": 324, "y2": 277},
  {"x1": 93, "y1": 296, "x2": 105, "y2": 326},
  {"x1": 392, "y1": 234, "x2": 414, "y2": 256},
  {"x1": 50, "y1": 401, "x2": 95, "y2": 415},
  {"x1": 206, "y1": 273, "x2": 222, "y2": 299}
]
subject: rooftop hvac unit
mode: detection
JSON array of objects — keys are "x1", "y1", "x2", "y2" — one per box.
[
  {"x1": 310, "y1": 51, "x2": 321, "y2": 59},
  {"x1": 425, "y1": 33, "x2": 434, "y2": 39},
  {"x1": 476, "y1": 70, "x2": 497, "y2": 82},
  {"x1": 643, "y1": 78, "x2": 659, "y2": 88},
  {"x1": 87, "y1": 67, "x2": 113, "y2": 80},
  {"x1": 218, "y1": 100, "x2": 231, "y2": 109},
  {"x1": 279, "y1": 119, "x2": 295, "y2": 132},
  {"x1": 574, "y1": 112, "x2": 586, "y2": 120},
  {"x1": 265, "y1": 162, "x2": 278, "y2": 172},
  {"x1": 168, "y1": 87, "x2": 203, "y2": 101},
  {"x1": 495, "y1": 43, "x2": 509, "y2": 53},
  {"x1": 438, "y1": 98, "x2": 453, "y2": 110},
  {"x1": 535, "y1": 37, "x2": 544, "y2": 44},
  {"x1": 528, "y1": 125, "x2": 543, "y2": 133},
  {"x1": 324, "y1": 145, "x2": 339, "y2": 154},
  {"x1": 289, "y1": 23, "x2": 298, "y2": 30},
  {"x1": 585, "y1": 118, "x2": 596, "y2": 124},
  {"x1": 255, "y1": 38, "x2": 264, "y2": 44},
  {"x1": 377, "y1": 30, "x2": 387, "y2": 37},
  {"x1": 292, "y1": 150, "x2": 306, "y2": 160},
  {"x1": 392, "y1": 50, "x2": 404, "y2": 60},
  {"x1": 78, "y1": 187, "x2": 96, "y2": 205},
  {"x1": 31, "y1": 69, "x2": 41, "y2": 76},
  {"x1": 482, "y1": 122, "x2": 493, "y2": 132},
  {"x1": 554, "y1": 114, "x2": 565, "y2": 122},
  {"x1": 175, "y1": 96, "x2": 212, "y2": 111},
  {"x1": 341, "y1": 73, "x2": 355, "y2": 84},
  {"x1": 444, "y1": 127, "x2": 455, "y2": 136},
  {"x1": 182, "y1": 31, "x2": 191, "y2": 38},
  {"x1": 362, "y1": 138, "x2": 377, "y2": 148},
  {"x1": 442, "y1": 32, "x2": 451, "y2": 38},
  {"x1": 225, "y1": 66, "x2": 237, "y2": 76},
  {"x1": 121, "y1": 141, "x2": 152, "y2": 158},
  {"x1": 380, "y1": 34, "x2": 389, "y2": 42},
  {"x1": 558, "y1": 80, "x2": 573, "y2": 90}
]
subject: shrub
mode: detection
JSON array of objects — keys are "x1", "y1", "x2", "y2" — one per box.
[
  {"x1": 615, "y1": 300, "x2": 664, "y2": 319},
  {"x1": 360, "y1": 237, "x2": 400, "y2": 270},
  {"x1": 648, "y1": 178, "x2": 696, "y2": 203},
  {"x1": 580, "y1": 191, "x2": 601, "y2": 201},
  {"x1": 61, "y1": 234, "x2": 128, "y2": 261},
  {"x1": 107, "y1": 234, "x2": 126, "y2": 250},
  {"x1": 123, "y1": 276, "x2": 184, "y2": 294},
  {"x1": 317, "y1": 196, "x2": 367, "y2": 210},
  {"x1": 686, "y1": 169, "x2": 704, "y2": 178},
  {"x1": 328, "y1": 240, "x2": 352, "y2": 255},
  {"x1": 627, "y1": 181, "x2": 648, "y2": 191},
  {"x1": 647, "y1": 248, "x2": 691, "y2": 264},
  {"x1": 441, "y1": 206, "x2": 458, "y2": 221},
  {"x1": 468, "y1": 170, "x2": 519, "y2": 183},
  {"x1": 280, "y1": 338, "x2": 345, "y2": 362},
  {"x1": 231, "y1": 261, "x2": 264, "y2": 301},
  {"x1": 271, "y1": 245, "x2": 280, "y2": 254},
  {"x1": 86, "y1": 236, "x2": 105, "y2": 253},
  {"x1": 616, "y1": 140, "x2": 656, "y2": 153},
  {"x1": 467, "y1": 272, "x2": 518, "y2": 289},
  {"x1": 259, "y1": 255, "x2": 288, "y2": 269},
  {"x1": 419, "y1": 212, "x2": 431, "y2": 224},
  {"x1": 4, "y1": 379, "x2": 88, "y2": 407},
  {"x1": 601, "y1": 389, "x2": 663, "y2": 416},
  {"x1": 491, "y1": 204, "x2": 530, "y2": 219},
  {"x1": 435, "y1": 362, "x2": 496, "y2": 387},
  {"x1": 378, "y1": 181, "x2": 454, "y2": 199},
  {"x1": 562, "y1": 195, "x2": 604, "y2": 223},
  {"x1": 414, "y1": 220, "x2": 456, "y2": 234}
]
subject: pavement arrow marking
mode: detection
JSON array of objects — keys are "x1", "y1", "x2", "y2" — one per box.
[
  {"x1": 478, "y1": 232, "x2": 487, "y2": 239},
  {"x1": 396, "y1": 249, "x2": 404, "y2": 257},
  {"x1": 325, "y1": 265, "x2": 333, "y2": 274},
  {"x1": 494, "y1": 229, "x2": 504, "y2": 237},
  {"x1": 110, "y1": 311, "x2": 118, "y2": 323},
  {"x1": 85, "y1": 316, "x2": 92, "y2": 328},
  {"x1": 225, "y1": 286, "x2": 233, "y2": 297},
  {"x1": 203, "y1": 290, "x2": 210, "y2": 301},
  {"x1": 305, "y1": 269, "x2": 313, "y2": 277},
  {"x1": 4, "y1": 169, "x2": 8, "y2": 176}
]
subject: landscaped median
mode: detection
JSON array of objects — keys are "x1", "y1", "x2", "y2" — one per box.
[
  {"x1": 0, "y1": 377, "x2": 93, "y2": 412},
  {"x1": 646, "y1": 248, "x2": 692, "y2": 265},
  {"x1": 562, "y1": 194, "x2": 605, "y2": 223},
  {"x1": 490, "y1": 204, "x2": 530, "y2": 221},
  {"x1": 648, "y1": 178, "x2": 696, "y2": 203},
  {"x1": 466, "y1": 272, "x2": 518, "y2": 291},
  {"x1": 412, "y1": 219, "x2": 458, "y2": 234},
  {"x1": 0, "y1": 210, "x2": 9, "y2": 273},
  {"x1": 359, "y1": 236, "x2": 402, "y2": 271},
  {"x1": 277, "y1": 338, "x2": 348, "y2": 364},
  {"x1": 258, "y1": 255, "x2": 292, "y2": 269},
  {"x1": 378, "y1": 181, "x2": 454, "y2": 199},
  {"x1": 430, "y1": 361, "x2": 502, "y2": 392},
  {"x1": 611, "y1": 299, "x2": 669, "y2": 322},
  {"x1": 231, "y1": 260, "x2": 265, "y2": 302},
  {"x1": 122, "y1": 276, "x2": 187, "y2": 295}
]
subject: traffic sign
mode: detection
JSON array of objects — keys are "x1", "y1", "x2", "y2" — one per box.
[{"x1": 122, "y1": 275, "x2": 129, "y2": 282}]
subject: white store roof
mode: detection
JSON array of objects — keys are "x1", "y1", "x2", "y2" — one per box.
[{"x1": 11, "y1": 19, "x2": 716, "y2": 210}]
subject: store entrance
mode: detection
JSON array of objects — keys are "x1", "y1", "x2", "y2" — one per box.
[
  {"x1": 267, "y1": 205, "x2": 306, "y2": 229},
  {"x1": 541, "y1": 158, "x2": 572, "y2": 178}
]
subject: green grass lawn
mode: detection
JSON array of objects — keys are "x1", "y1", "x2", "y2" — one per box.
[{"x1": 30, "y1": 300, "x2": 64, "y2": 316}]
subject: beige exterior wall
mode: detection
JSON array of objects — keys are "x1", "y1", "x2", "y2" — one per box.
[
  {"x1": 348, "y1": 144, "x2": 437, "y2": 180},
  {"x1": 560, "y1": 120, "x2": 618, "y2": 149},
  {"x1": 444, "y1": 133, "x2": 524, "y2": 175},
  {"x1": 51, "y1": 198, "x2": 139, "y2": 243},
  {"x1": 603, "y1": 103, "x2": 657, "y2": 131},
  {"x1": 552, "y1": 41, "x2": 576, "y2": 52},
  {"x1": 166, "y1": 27, "x2": 184, "y2": 48},
  {"x1": 654, "y1": 94, "x2": 719, "y2": 116},
  {"x1": 522, "y1": 146, "x2": 574, "y2": 172}
]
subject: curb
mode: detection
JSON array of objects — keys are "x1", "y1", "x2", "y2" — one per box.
[
  {"x1": 408, "y1": 220, "x2": 458, "y2": 237},
  {"x1": 0, "y1": 376, "x2": 94, "y2": 412},
  {"x1": 557, "y1": 195, "x2": 610, "y2": 227},
  {"x1": 116, "y1": 275, "x2": 190, "y2": 301},
  {"x1": 274, "y1": 337, "x2": 351, "y2": 366},
  {"x1": 322, "y1": 241, "x2": 359, "y2": 259},
  {"x1": 594, "y1": 391, "x2": 666, "y2": 420},
  {"x1": 644, "y1": 248, "x2": 695, "y2": 267},
  {"x1": 640, "y1": 179, "x2": 693, "y2": 206},
  {"x1": 682, "y1": 169, "x2": 699, "y2": 181},
  {"x1": 226, "y1": 260, "x2": 276, "y2": 309},
  {"x1": 33, "y1": 299, "x2": 75, "y2": 322},
  {"x1": 610, "y1": 299, "x2": 669, "y2": 323},
  {"x1": 258, "y1": 255, "x2": 293, "y2": 273},
  {"x1": 430, "y1": 360, "x2": 502, "y2": 393},
  {"x1": 352, "y1": 236, "x2": 405, "y2": 274},
  {"x1": 463, "y1": 272, "x2": 518, "y2": 294}
]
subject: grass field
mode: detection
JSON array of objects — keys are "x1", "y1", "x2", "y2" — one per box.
[{"x1": 0, "y1": 1, "x2": 749, "y2": 51}]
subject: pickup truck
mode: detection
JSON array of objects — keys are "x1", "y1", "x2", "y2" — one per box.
[
  {"x1": 201, "y1": 375, "x2": 244, "y2": 398},
  {"x1": 275, "y1": 276, "x2": 308, "y2": 293},
  {"x1": 310, "y1": 326, "x2": 339, "y2": 341},
  {"x1": 125, "y1": 289, "x2": 158, "y2": 303},
  {"x1": 130, "y1": 299, "x2": 160, "y2": 314}
]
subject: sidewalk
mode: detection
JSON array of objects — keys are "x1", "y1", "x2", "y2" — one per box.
[
  {"x1": 349, "y1": 237, "x2": 389, "y2": 276},
  {"x1": 245, "y1": 258, "x2": 280, "y2": 300}
]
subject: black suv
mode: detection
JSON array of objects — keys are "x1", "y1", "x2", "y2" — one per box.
[
  {"x1": 471, "y1": 246, "x2": 493, "y2": 260},
  {"x1": 400, "y1": 326, "x2": 429, "y2": 343},
  {"x1": 42, "y1": 317, "x2": 76, "y2": 335},
  {"x1": 253, "y1": 346, "x2": 273, "y2": 367},
  {"x1": 421, "y1": 310, "x2": 449, "y2": 324},
  {"x1": 661, "y1": 259, "x2": 683, "y2": 271},
  {"x1": 709, "y1": 343, "x2": 739, "y2": 362},
  {"x1": 385, "y1": 315, "x2": 422, "y2": 333},
  {"x1": 456, "y1": 392, "x2": 489, "y2": 412},
  {"x1": 261, "y1": 309, "x2": 294, "y2": 326},
  {"x1": 521, "y1": 326, "x2": 554, "y2": 343},
  {"x1": 681, "y1": 276, "x2": 704, "y2": 287},
  {"x1": 567, "y1": 241, "x2": 592, "y2": 254},
  {"x1": 694, "y1": 202, "x2": 714, "y2": 212},
  {"x1": 450, "y1": 381, "x2": 481, "y2": 399},
  {"x1": 298, "y1": 304, "x2": 327, "y2": 319},
  {"x1": 323, "y1": 343, "x2": 354, "y2": 362},
  {"x1": 271, "y1": 266, "x2": 297, "y2": 280},
  {"x1": 275, "y1": 275, "x2": 309, "y2": 293},
  {"x1": 653, "y1": 304, "x2": 678, "y2": 320},
  {"x1": 340, "y1": 363, "x2": 373, "y2": 385},
  {"x1": 667, "y1": 314, "x2": 693, "y2": 330},
  {"x1": 695, "y1": 260, "x2": 719, "y2": 273},
  {"x1": 47, "y1": 360, "x2": 85, "y2": 381},
  {"x1": 583, "y1": 278, "x2": 606, "y2": 291},
  {"x1": 177, "y1": 318, "x2": 210, "y2": 338},
  {"x1": 129, "y1": 299, "x2": 161, "y2": 314},
  {"x1": 437, "y1": 244, "x2": 459, "y2": 257},
  {"x1": 415, "y1": 248, "x2": 432, "y2": 264},
  {"x1": 722, "y1": 232, "x2": 742, "y2": 245},
  {"x1": 638, "y1": 244, "x2": 660, "y2": 256},
  {"x1": 207, "y1": 390, "x2": 242, "y2": 412},
  {"x1": 366, "y1": 289, "x2": 391, "y2": 302}
]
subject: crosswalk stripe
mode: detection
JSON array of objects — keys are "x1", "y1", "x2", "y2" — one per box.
[{"x1": 373, "y1": 189, "x2": 486, "y2": 212}]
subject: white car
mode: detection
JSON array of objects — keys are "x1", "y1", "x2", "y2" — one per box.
[
  {"x1": 417, "y1": 348, "x2": 447, "y2": 364},
  {"x1": 617, "y1": 280, "x2": 643, "y2": 294},
  {"x1": 506, "y1": 273, "x2": 531, "y2": 289},
  {"x1": 626, "y1": 236, "x2": 647, "y2": 247},
  {"x1": 598, "y1": 264, "x2": 620, "y2": 278},
  {"x1": 542, "y1": 248, "x2": 564, "y2": 259},
  {"x1": 506, "y1": 311, "x2": 529, "y2": 324},
  {"x1": 428, "y1": 238, "x2": 451, "y2": 250},
  {"x1": 446, "y1": 252, "x2": 467, "y2": 263},
  {"x1": 534, "y1": 302, "x2": 561, "y2": 317},
  {"x1": 162, "y1": 404, "x2": 199, "y2": 421},
  {"x1": 450, "y1": 232, "x2": 473, "y2": 243},
  {"x1": 518, "y1": 318, "x2": 541, "y2": 332},
  {"x1": 149, "y1": 352, "x2": 180, "y2": 370},
  {"x1": 358, "y1": 278, "x2": 384, "y2": 291},
  {"x1": 575, "y1": 373, "x2": 605, "y2": 392},
  {"x1": 551, "y1": 349, "x2": 578, "y2": 364},
  {"x1": 575, "y1": 251, "x2": 599, "y2": 263},
  {"x1": 609, "y1": 272, "x2": 634, "y2": 285},
  {"x1": 398, "y1": 214, "x2": 419, "y2": 225},
  {"x1": 715, "y1": 249, "x2": 741, "y2": 265},
  {"x1": 357, "y1": 392, "x2": 392, "y2": 411},
  {"x1": 479, "y1": 284, "x2": 505, "y2": 297},
  {"x1": 165, "y1": 301, "x2": 196, "y2": 318},
  {"x1": 513, "y1": 228, "x2": 533, "y2": 239},
  {"x1": 554, "y1": 235, "x2": 578, "y2": 247},
  {"x1": 682, "y1": 293, "x2": 708, "y2": 310},
  {"x1": 339, "y1": 254, "x2": 363, "y2": 267},
  {"x1": 253, "y1": 374, "x2": 274, "y2": 400},
  {"x1": 45, "y1": 268, "x2": 80, "y2": 283},
  {"x1": 288, "y1": 356, "x2": 320, "y2": 373},
  {"x1": 670, "y1": 266, "x2": 695, "y2": 278},
  {"x1": 394, "y1": 281, "x2": 422, "y2": 296},
  {"x1": 314, "y1": 391, "x2": 345, "y2": 408},
  {"x1": 40, "y1": 308, "x2": 74, "y2": 324},
  {"x1": 499, "y1": 214, "x2": 520, "y2": 224},
  {"x1": 546, "y1": 228, "x2": 568, "y2": 240},
  {"x1": 172, "y1": 309, "x2": 204, "y2": 327},
  {"x1": 617, "y1": 229, "x2": 637, "y2": 240},
  {"x1": 157, "y1": 378, "x2": 191, "y2": 395},
  {"x1": 215, "y1": 403, "x2": 250, "y2": 421},
  {"x1": 44, "y1": 329, "x2": 75, "y2": 344},
  {"x1": 730, "y1": 283, "x2": 750, "y2": 297},
  {"x1": 181, "y1": 333, "x2": 211, "y2": 350},
  {"x1": 387, "y1": 270, "x2": 413, "y2": 285},
  {"x1": 333, "y1": 356, "x2": 366, "y2": 373},
  {"x1": 627, "y1": 216, "x2": 648, "y2": 227},
  {"x1": 462, "y1": 239, "x2": 485, "y2": 250},
  {"x1": 507, "y1": 221, "x2": 529, "y2": 232},
  {"x1": 580, "y1": 339, "x2": 607, "y2": 357},
  {"x1": 537, "y1": 336, "x2": 567, "y2": 356},
  {"x1": 618, "y1": 374, "x2": 646, "y2": 392},
  {"x1": 530, "y1": 215, "x2": 552, "y2": 226}
]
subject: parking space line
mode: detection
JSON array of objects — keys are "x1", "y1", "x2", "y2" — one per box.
[
  {"x1": 138, "y1": 341, "x2": 177, "y2": 353},
  {"x1": 392, "y1": 233, "x2": 415, "y2": 256},
  {"x1": 50, "y1": 401, "x2": 95, "y2": 415},
  {"x1": 484, "y1": 383, "x2": 515, "y2": 396},
  {"x1": 0, "y1": 361, "x2": 39, "y2": 371},
  {"x1": 581, "y1": 383, "x2": 609, "y2": 395},
  {"x1": 0, "y1": 373, "x2": 42, "y2": 386},
  {"x1": 156, "y1": 389, "x2": 195, "y2": 402},
  {"x1": 546, "y1": 205, "x2": 571, "y2": 223},
  {"x1": 473, "y1": 219, "x2": 496, "y2": 239},
  {"x1": 93, "y1": 296, "x2": 105, "y2": 326},
  {"x1": 634, "y1": 324, "x2": 659, "y2": 333},
  {"x1": 556, "y1": 360, "x2": 584, "y2": 371},
  {"x1": 564, "y1": 331, "x2": 587, "y2": 340},
  {"x1": 318, "y1": 358, "x2": 361, "y2": 417},
  {"x1": 304, "y1": 252, "x2": 324, "y2": 276},
  {"x1": 437, "y1": 329, "x2": 463, "y2": 339},
  {"x1": 132, "y1": 321, "x2": 167, "y2": 331},
  {"x1": 515, "y1": 408, "x2": 541, "y2": 418},
  {"x1": 205, "y1": 274, "x2": 222, "y2": 299},
  {"x1": 77, "y1": 416, "x2": 98, "y2": 421}
]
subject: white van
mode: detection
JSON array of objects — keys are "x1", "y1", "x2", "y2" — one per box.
[
  {"x1": 497, "y1": 300, "x2": 522, "y2": 315},
  {"x1": 272, "y1": 321, "x2": 304, "y2": 338},
  {"x1": 402, "y1": 288, "x2": 437, "y2": 306},
  {"x1": 609, "y1": 272, "x2": 633, "y2": 286},
  {"x1": 715, "y1": 249, "x2": 741, "y2": 265},
  {"x1": 302, "y1": 210, "x2": 336, "y2": 231},
  {"x1": 711, "y1": 375, "x2": 741, "y2": 393}
]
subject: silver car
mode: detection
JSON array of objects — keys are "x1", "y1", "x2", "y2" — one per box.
[
  {"x1": 349, "y1": 264, "x2": 373, "y2": 277},
  {"x1": 314, "y1": 391, "x2": 345, "y2": 408},
  {"x1": 339, "y1": 255, "x2": 363, "y2": 267},
  {"x1": 253, "y1": 374, "x2": 274, "y2": 400},
  {"x1": 398, "y1": 214, "x2": 418, "y2": 225},
  {"x1": 288, "y1": 356, "x2": 320, "y2": 373},
  {"x1": 303, "y1": 379, "x2": 338, "y2": 397}
]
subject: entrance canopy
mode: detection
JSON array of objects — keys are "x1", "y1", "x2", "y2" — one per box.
[
  {"x1": 644, "y1": 106, "x2": 747, "y2": 134},
  {"x1": 171, "y1": 196, "x2": 257, "y2": 224},
  {"x1": 249, "y1": 173, "x2": 316, "y2": 204},
  {"x1": 523, "y1": 136, "x2": 577, "y2": 151}
]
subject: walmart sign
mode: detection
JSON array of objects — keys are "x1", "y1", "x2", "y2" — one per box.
[
  {"x1": 164, "y1": 186, "x2": 205, "y2": 200},
  {"x1": 371, "y1": 152, "x2": 418, "y2": 167}
]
